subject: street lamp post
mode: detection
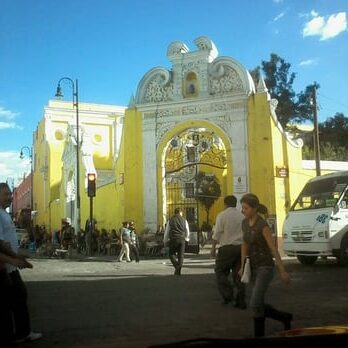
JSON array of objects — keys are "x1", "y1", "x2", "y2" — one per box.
[
  {"x1": 19, "y1": 146, "x2": 33, "y2": 210},
  {"x1": 55, "y1": 77, "x2": 81, "y2": 234}
]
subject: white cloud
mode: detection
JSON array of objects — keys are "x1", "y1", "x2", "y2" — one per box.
[
  {"x1": 0, "y1": 151, "x2": 30, "y2": 185},
  {"x1": 0, "y1": 105, "x2": 22, "y2": 130},
  {"x1": 273, "y1": 0, "x2": 283, "y2": 3},
  {"x1": 299, "y1": 10, "x2": 319, "y2": 19},
  {"x1": 322, "y1": 12, "x2": 347, "y2": 40},
  {"x1": 0, "y1": 121, "x2": 16, "y2": 129},
  {"x1": 0, "y1": 122, "x2": 23, "y2": 130},
  {"x1": 303, "y1": 16, "x2": 325, "y2": 36},
  {"x1": 303, "y1": 11, "x2": 347, "y2": 40},
  {"x1": 0, "y1": 106, "x2": 19, "y2": 120},
  {"x1": 299, "y1": 59, "x2": 316, "y2": 66},
  {"x1": 273, "y1": 11, "x2": 286, "y2": 22}
]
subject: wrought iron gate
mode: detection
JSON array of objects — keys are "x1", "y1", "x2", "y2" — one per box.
[{"x1": 164, "y1": 128, "x2": 227, "y2": 253}]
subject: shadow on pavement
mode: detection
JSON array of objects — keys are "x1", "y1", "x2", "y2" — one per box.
[{"x1": 23, "y1": 258, "x2": 348, "y2": 348}]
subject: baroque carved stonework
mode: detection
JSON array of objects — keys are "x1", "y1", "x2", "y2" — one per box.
[
  {"x1": 156, "y1": 121, "x2": 176, "y2": 146},
  {"x1": 211, "y1": 102, "x2": 245, "y2": 112},
  {"x1": 182, "y1": 60, "x2": 205, "y2": 74},
  {"x1": 144, "y1": 74, "x2": 173, "y2": 103},
  {"x1": 214, "y1": 114, "x2": 233, "y2": 132},
  {"x1": 157, "y1": 109, "x2": 175, "y2": 117},
  {"x1": 209, "y1": 66, "x2": 244, "y2": 96},
  {"x1": 182, "y1": 105, "x2": 202, "y2": 115}
]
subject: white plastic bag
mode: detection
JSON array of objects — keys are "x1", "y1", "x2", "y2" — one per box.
[{"x1": 241, "y1": 257, "x2": 251, "y2": 284}]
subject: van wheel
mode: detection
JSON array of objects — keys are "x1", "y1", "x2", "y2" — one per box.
[
  {"x1": 297, "y1": 255, "x2": 318, "y2": 265},
  {"x1": 337, "y1": 235, "x2": 348, "y2": 266}
]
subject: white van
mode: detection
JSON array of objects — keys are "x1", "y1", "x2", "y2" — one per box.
[{"x1": 283, "y1": 171, "x2": 348, "y2": 265}]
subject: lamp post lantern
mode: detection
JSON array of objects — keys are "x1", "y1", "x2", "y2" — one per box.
[
  {"x1": 55, "y1": 77, "x2": 81, "y2": 234},
  {"x1": 19, "y1": 146, "x2": 33, "y2": 210}
]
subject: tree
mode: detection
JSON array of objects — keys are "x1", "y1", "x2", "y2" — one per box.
[
  {"x1": 320, "y1": 112, "x2": 348, "y2": 148},
  {"x1": 303, "y1": 113, "x2": 348, "y2": 161},
  {"x1": 195, "y1": 172, "x2": 221, "y2": 229},
  {"x1": 250, "y1": 54, "x2": 318, "y2": 128},
  {"x1": 295, "y1": 82, "x2": 320, "y2": 123}
]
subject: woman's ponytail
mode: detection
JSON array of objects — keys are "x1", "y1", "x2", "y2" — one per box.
[
  {"x1": 240, "y1": 193, "x2": 268, "y2": 217},
  {"x1": 257, "y1": 204, "x2": 268, "y2": 217}
]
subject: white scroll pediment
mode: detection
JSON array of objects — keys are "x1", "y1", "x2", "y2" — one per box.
[{"x1": 135, "y1": 36, "x2": 255, "y2": 106}]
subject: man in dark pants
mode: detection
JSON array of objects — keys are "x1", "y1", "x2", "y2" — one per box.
[
  {"x1": 164, "y1": 208, "x2": 190, "y2": 275},
  {"x1": 0, "y1": 182, "x2": 42, "y2": 343},
  {"x1": 211, "y1": 195, "x2": 246, "y2": 308},
  {"x1": 0, "y1": 251, "x2": 33, "y2": 346}
]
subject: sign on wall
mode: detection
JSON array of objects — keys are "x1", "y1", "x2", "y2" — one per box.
[
  {"x1": 276, "y1": 166, "x2": 289, "y2": 178},
  {"x1": 233, "y1": 176, "x2": 247, "y2": 193}
]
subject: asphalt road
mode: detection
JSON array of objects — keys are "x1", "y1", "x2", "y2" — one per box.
[{"x1": 18, "y1": 249, "x2": 348, "y2": 348}]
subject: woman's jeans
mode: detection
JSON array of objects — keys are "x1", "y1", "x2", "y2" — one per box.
[
  {"x1": 118, "y1": 242, "x2": 131, "y2": 261},
  {"x1": 249, "y1": 266, "x2": 274, "y2": 317}
]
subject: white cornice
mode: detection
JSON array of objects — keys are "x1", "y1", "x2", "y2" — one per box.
[{"x1": 136, "y1": 93, "x2": 248, "y2": 113}]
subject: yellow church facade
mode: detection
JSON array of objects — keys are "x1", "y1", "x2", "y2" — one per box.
[{"x1": 32, "y1": 36, "x2": 346, "y2": 242}]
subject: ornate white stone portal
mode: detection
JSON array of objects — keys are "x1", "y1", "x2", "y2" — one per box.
[{"x1": 134, "y1": 36, "x2": 255, "y2": 231}]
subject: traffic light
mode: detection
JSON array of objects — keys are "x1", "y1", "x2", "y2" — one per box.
[{"x1": 87, "y1": 173, "x2": 96, "y2": 197}]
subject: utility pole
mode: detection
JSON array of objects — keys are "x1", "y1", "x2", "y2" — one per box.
[{"x1": 312, "y1": 85, "x2": 321, "y2": 176}]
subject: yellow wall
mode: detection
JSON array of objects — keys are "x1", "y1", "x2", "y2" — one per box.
[
  {"x1": 248, "y1": 91, "x2": 307, "y2": 236},
  {"x1": 33, "y1": 100, "x2": 125, "y2": 234},
  {"x1": 33, "y1": 119, "x2": 48, "y2": 228},
  {"x1": 48, "y1": 127, "x2": 66, "y2": 233},
  {"x1": 247, "y1": 94, "x2": 277, "y2": 213},
  {"x1": 33, "y1": 96, "x2": 344, "y2": 238},
  {"x1": 123, "y1": 108, "x2": 144, "y2": 231}
]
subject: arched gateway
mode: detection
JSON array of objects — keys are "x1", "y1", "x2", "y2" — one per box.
[{"x1": 133, "y1": 36, "x2": 255, "y2": 231}]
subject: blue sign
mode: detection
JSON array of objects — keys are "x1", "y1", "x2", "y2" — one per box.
[{"x1": 316, "y1": 214, "x2": 329, "y2": 224}]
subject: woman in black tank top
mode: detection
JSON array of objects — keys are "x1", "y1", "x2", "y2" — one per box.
[{"x1": 240, "y1": 193, "x2": 292, "y2": 337}]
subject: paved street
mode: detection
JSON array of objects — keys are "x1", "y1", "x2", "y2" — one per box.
[{"x1": 19, "y1": 248, "x2": 348, "y2": 347}]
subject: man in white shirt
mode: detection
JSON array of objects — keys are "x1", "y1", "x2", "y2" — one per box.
[
  {"x1": 0, "y1": 182, "x2": 42, "y2": 343},
  {"x1": 211, "y1": 195, "x2": 246, "y2": 308}
]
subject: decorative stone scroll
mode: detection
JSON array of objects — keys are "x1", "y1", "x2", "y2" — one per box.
[
  {"x1": 144, "y1": 75, "x2": 173, "y2": 103},
  {"x1": 209, "y1": 64, "x2": 244, "y2": 96},
  {"x1": 167, "y1": 41, "x2": 189, "y2": 58},
  {"x1": 136, "y1": 68, "x2": 173, "y2": 104}
]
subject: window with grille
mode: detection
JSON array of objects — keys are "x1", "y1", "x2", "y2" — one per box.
[{"x1": 185, "y1": 207, "x2": 196, "y2": 223}]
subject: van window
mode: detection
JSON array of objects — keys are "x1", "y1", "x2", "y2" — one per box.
[
  {"x1": 340, "y1": 190, "x2": 348, "y2": 209},
  {"x1": 291, "y1": 176, "x2": 348, "y2": 211}
]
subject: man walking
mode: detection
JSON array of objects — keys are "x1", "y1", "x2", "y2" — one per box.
[
  {"x1": 0, "y1": 182, "x2": 42, "y2": 343},
  {"x1": 129, "y1": 221, "x2": 140, "y2": 263},
  {"x1": 211, "y1": 195, "x2": 246, "y2": 308},
  {"x1": 164, "y1": 208, "x2": 190, "y2": 275}
]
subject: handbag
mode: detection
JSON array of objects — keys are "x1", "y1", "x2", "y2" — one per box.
[{"x1": 241, "y1": 257, "x2": 251, "y2": 284}]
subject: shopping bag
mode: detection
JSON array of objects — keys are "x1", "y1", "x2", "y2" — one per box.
[{"x1": 241, "y1": 257, "x2": 251, "y2": 284}]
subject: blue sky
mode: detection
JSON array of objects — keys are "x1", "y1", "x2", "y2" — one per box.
[{"x1": 1, "y1": 0, "x2": 347, "y2": 184}]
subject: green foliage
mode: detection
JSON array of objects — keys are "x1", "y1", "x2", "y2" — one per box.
[
  {"x1": 195, "y1": 171, "x2": 221, "y2": 226},
  {"x1": 304, "y1": 142, "x2": 347, "y2": 161},
  {"x1": 250, "y1": 53, "x2": 319, "y2": 128},
  {"x1": 295, "y1": 82, "x2": 320, "y2": 123},
  {"x1": 319, "y1": 113, "x2": 348, "y2": 148},
  {"x1": 302, "y1": 113, "x2": 348, "y2": 161},
  {"x1": 251, "y1": 53, "x2": 347, "y2": 161}
]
